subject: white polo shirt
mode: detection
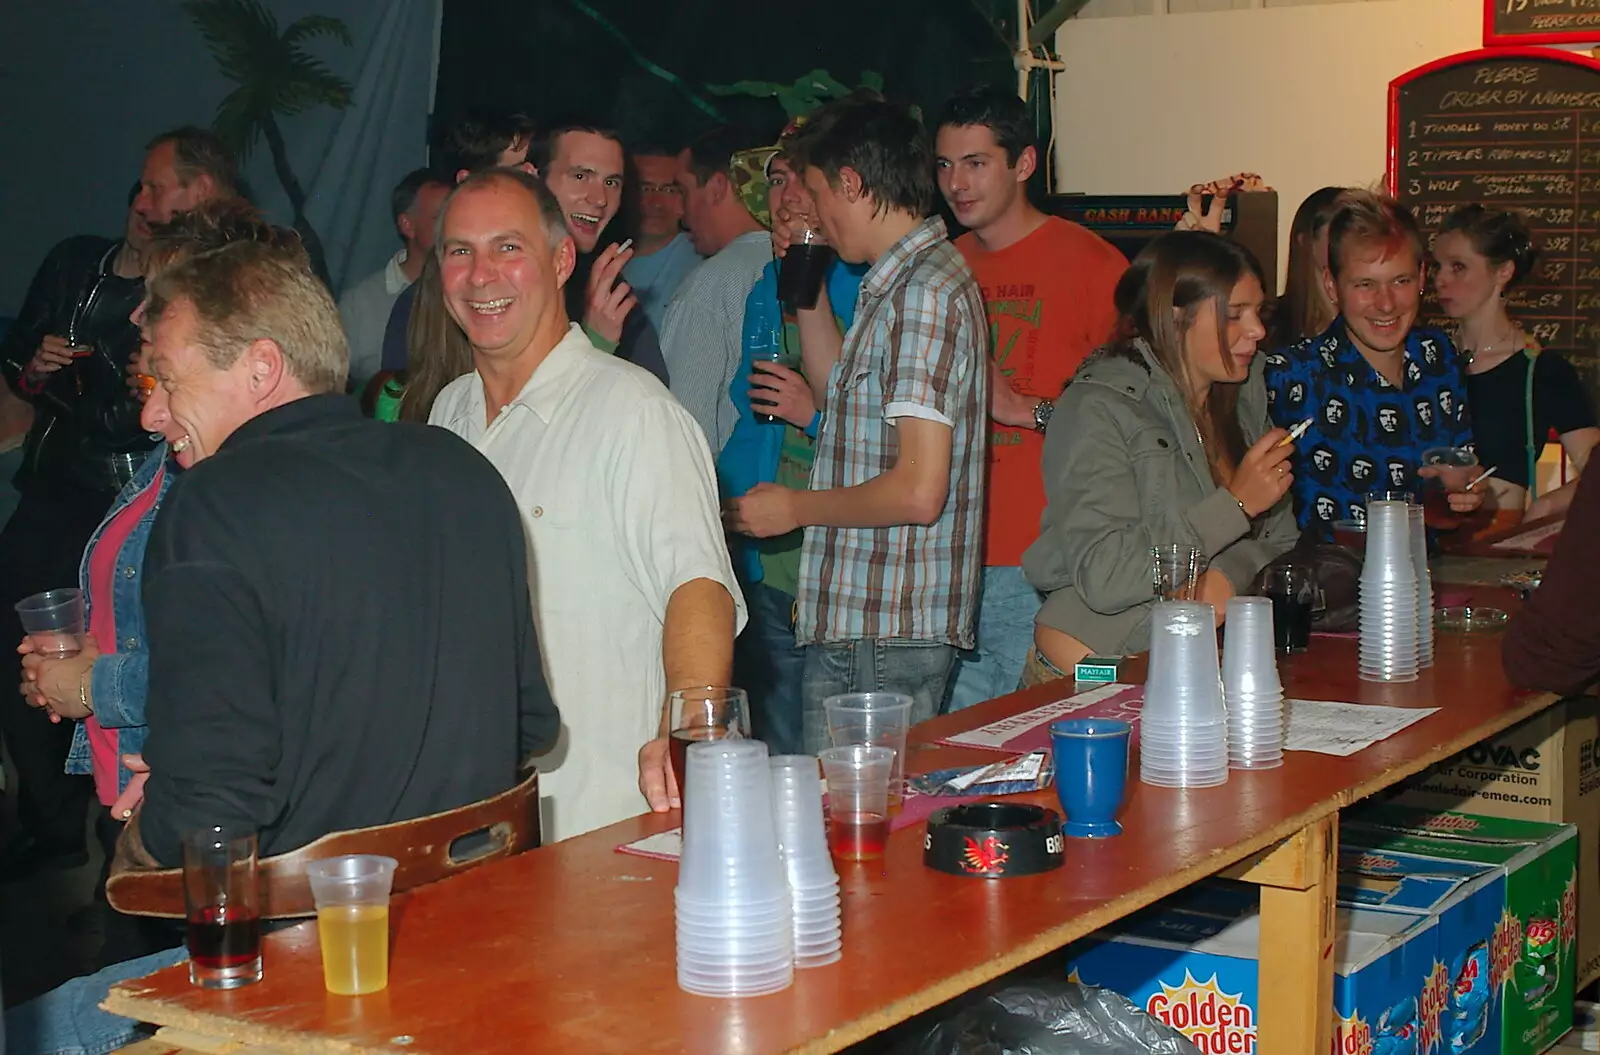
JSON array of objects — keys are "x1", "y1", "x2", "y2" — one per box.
[{"x1": 430, "y1": 324, "x2": 746, "y2": 841}]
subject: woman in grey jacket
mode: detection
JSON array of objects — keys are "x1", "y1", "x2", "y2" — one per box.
[{"x1": 1021, "y1": 231, "x2": 1300, "y2": 680}]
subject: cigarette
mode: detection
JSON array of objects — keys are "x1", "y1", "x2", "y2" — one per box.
[
  {"x1": 616, "y1": 238, "x2": 633, "y2": 253},
  {"x1": 135, "y1": 374, "x2": 157, "y2": 392},
  {"x1": 1277, "y1": 419, "x2": 1313, "y2": 447},
  {"x1": 1465, "y1": 466, "x2": 1498, "y2": 491}
]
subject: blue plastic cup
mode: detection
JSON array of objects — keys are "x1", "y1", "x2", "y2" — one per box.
[{"x1": 1050, "y1": 718, "x2": 1132, "y2": 838}]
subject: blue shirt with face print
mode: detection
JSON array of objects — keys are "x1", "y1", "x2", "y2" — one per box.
[{"x1": 1262, "y1": 318, "x2": 1474, "y2": 532}]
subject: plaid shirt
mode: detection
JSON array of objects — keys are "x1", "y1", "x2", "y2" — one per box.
[{"x1": 797, "y1": 217, "x2": 989, "y2": 648}]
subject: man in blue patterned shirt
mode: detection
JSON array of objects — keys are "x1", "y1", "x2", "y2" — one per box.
[
  {"x1": 1265, "y1": 190, "x2": 1483, "y2": 531},
  {"x1": 723, "y1": 97, "x2": 988, "y2": 752}
]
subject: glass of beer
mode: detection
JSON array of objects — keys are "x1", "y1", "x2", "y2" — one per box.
[
  {"x1": 778, "y1": 225, "x2": 836, "y2": 311},
  {"x1": 307, "y1": 855, "x2": 398, "y2": 995},
  {"x1": 666, "y1": 687, "x2": 750, "y2": 809},
  {"x1": 182, "y1": 826, "x2": 262, "y2": 989}
]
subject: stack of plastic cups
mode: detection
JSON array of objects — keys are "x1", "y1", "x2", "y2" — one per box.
[
  {"x1": 675, "y1": 739, "x2": 794, "y2": 997},
  {"x1": 770, "y1": 757, "x2": 842, "y2": 968},
  {"x1": 1221, "y1": 597, "x2": 1285, "y2": 770},
  {"x1": 1140, "y1": 601, "x2": 1229, "y2": 788},
  {"x1": 1359, "y1": 500, "x2": 1419, "y2": 684},
  {"x1": 1408, "y1": 504, "x2": 1435, "y2": 668}
]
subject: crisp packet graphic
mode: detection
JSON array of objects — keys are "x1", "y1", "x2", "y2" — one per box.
[
  {"x1": 1449, "y1": 1001, "x2": 1489, "y2": 1053},
  {"x1": 1376, "y1": 996, "x2": 1419, "y2": 1055},
  {"x1": 1519, "y1": 917, "x2": 1560, "y2": 1004},
  {"x1": 1450, "y1": 941, "x2": 1491, "y2": 1016}
]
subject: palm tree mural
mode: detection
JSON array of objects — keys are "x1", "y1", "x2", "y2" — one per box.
[{"x1": 180, "y1": 0, "x2": 353, "y2": 283}]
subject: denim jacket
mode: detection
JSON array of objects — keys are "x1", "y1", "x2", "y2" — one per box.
[{"x1": 64, "y1": 443, "x2": 171, "y2": 793}]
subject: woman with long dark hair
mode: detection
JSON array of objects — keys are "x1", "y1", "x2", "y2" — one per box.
[
  {"x1": 1020, "y1": 230, "x2": 1299, "y2": 681},
  {"x1": 1433, "y1": 203, "x2": 1600, "y2": 521}
]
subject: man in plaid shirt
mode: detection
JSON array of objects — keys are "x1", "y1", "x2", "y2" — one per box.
[{"x1": 724, "y1": 96, "x2": 988, "y2": 751}]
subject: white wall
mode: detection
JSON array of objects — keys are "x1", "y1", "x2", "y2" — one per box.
[{"x1": 1051, "y1": 0, "x2": 1483, "y2": 281}]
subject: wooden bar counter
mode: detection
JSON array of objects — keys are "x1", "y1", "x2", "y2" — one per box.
[{"x1": 107, "y1": 627, "x2": 1558, "y2": 1055}]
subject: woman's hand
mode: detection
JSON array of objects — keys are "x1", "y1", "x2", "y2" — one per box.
[
  {"x1": 18, "y1": 637, "x2": 100, "y2": 721},
  {"x1": 1197, "y1": 569, "x2": 1235, "y2": 622},
  {"x1": 749, "y1": 361, "x2": 816, "y2": 429},
  {"x1": 1228, "y1": 428, "x2": 1294, "y2": 517}
]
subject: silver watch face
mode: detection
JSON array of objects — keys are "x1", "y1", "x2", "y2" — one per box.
[{"x1": 1034, "y1": 400, "x2": 1054, "y2": 431}]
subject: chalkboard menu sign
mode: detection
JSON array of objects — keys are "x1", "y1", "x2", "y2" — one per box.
[
  {"x1": 1389, "y1": 49, "x2": 1600, "y2": 360},
  {"x1": 1485, "y1": 0, "x2": 1600, "y2": 47}
]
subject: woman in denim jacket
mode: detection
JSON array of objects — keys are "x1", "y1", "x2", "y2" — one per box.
[
  {"x1": 18, "y1": 200, "x2": 305, "y2": 969},
  {"x1": 1020, "y1": 231, "x2": 1300, "y2": 682}
]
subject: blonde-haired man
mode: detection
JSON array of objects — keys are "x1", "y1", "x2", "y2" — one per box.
[{"x1": 123, "y1": 240, "x2": 557, "y2": 869}]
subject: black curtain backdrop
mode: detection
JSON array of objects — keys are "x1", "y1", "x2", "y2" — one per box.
[{"x1": 436, "y1": 0, "x2": 1016, "y2": 154}]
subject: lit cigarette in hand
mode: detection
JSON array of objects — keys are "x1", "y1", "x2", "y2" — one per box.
[
  {"x1": 1465, "y1": 466, "x2": 1498, "y2": 491},
  {"x1": 1277, "y1": 419, "x2": 1312, "y2": 448},
  {"x1": 616, "y1": 238, "x2": 634, "y2": 254}
]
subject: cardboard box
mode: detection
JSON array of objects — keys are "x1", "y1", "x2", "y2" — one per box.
[
  {"x1": 1343, "y1": 806, "x2": 1580, "y2": 1055},
  {"x1": 1393, "y1": 697, "x2": 1600, "y2": 987},
  {"x1": 1335, "y1": 844, "x2": 1507, "y2": 1055},
  {"x1": 1066, "y1": 904, "x2": 1438, "y2": 1055}
]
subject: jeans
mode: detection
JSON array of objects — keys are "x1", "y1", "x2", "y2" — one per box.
[
  {"x1": 4, "y1": 947, "x2": 187, "y2": 1055},
  {"x1": 800, "y1": 639, "x2": 957, "y2": 754},
  {"x1": 945, "y1": 566, "x2": 1044, "y2": 712},
  {"x1": 732, "y1": 582, "x2": 805, "y2": 756}
]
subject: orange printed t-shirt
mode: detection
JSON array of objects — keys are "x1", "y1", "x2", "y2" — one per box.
[{"x1": 956, "y1": 216, "x2": 1127, "y2": 567}]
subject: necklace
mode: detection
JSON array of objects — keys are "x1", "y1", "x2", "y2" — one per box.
[{"x1": 1459, "y1": 322, "x2": 1519, "y2": 365}]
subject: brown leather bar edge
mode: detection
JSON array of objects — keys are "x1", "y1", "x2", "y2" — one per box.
[{"x1": 106, "y1": 771, "x2": 540, "y2": 919}]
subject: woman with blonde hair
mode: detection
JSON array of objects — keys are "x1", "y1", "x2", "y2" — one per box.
[{"x1": 1021, "y1": 230, "x2": 1300, "y2": 681}]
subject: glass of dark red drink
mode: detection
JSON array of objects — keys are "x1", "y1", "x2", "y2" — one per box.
[
  {"x1": 818, "y1": 745, "x2": 893, "y2": 862},
  {"x1": 666, "y1": 687, "x2": 750, "y2": 809},
  {"x1": 182, "y1": 825, "x2": 262, "y2": 989},
  {"x1": 778, "y1": 227, "x2": 836, "y2": 311},
  {"x1": 1418, "y1": 447, "x2": 1479, "y2": 529}
]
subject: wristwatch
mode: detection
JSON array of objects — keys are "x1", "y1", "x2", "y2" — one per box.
[{"x1": 1032, "y1": 399, "x2": 1054, "y2": 433}]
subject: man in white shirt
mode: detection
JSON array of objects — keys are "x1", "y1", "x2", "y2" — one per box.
[
  {"x1": 660, "y1": 126, "x2": 774, "y2": 455},
  {"x1": 429, "y1": 168, "x2": 745, "y2": 840},
  {"x1": 337, "y1": 168, "x2": 449, "y2": 388}
]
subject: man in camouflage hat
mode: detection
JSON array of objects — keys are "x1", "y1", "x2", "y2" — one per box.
[{"x1": 660, "y1": 125, "x2": 775, "y2": 455}]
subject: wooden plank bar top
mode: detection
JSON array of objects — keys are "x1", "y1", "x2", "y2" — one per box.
[{"x1": 106, "y1": 626, "x2": 1559, "y2": 1055}]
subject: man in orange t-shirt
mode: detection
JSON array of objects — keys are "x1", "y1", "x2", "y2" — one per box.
[{"x1": 936, "y1": 86, "x2": 1127, "y2": 711}]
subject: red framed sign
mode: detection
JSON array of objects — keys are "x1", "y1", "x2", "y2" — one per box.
[
  {"x1": 1388, "y1": 48, "x2": 1600, "y2": 351},
  {"x1": 1485, "y1": 0, "x2": 1600, "y2": 48}
]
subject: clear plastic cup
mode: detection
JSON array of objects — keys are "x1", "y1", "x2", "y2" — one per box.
[
  {"x1": 823, "y1": 694, "x2": 912, "y2": 811},
  {"x1": 1408, "y1": 505, "x2": 1435, "y2": 668},
  {"x1": 1140, "y1": 764, "x2": 1228, "y2": 789},
  {"x1": 818, "y1": 745, "x2": 893, "y2": 862},
  {"x1": 770, "y1": 756, "x2": 839, "y2": 890},
  {"x1": 306, "y1": 855, "x2": 398, "y2": 996},
  {"x1": 1362, "y1": 502, "x2": 1417, "y2": 586},
  {"x1": 677, "y1": 739, "x2": 788, "y2": 901},
  {"x1": 1152, "y1": 544, "x2": 1210, "y2": 601},
  {"x1": 15, "y1": 588, "x2": 86, "y2": 658},
  {"x1": 1222, "y1": 598, "x2": 1281, "y2": 698},
  {"x1": 1144, "y1": 602, "x2": 1226, "y2": 728}
]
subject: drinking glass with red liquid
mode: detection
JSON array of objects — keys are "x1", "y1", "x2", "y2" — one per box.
[
  {"x1": 182, "y1": 825, "x2": 262, "y2": 989},
  {"x1": 818, "y1": 745, "x2": 893, "y2": 862},
  {"x1": 666, "y1": 687, "x2": 750, "y2": 808},
  {"x1": 1418, "y1": 447, "x2": 1479, "y2": 529}
]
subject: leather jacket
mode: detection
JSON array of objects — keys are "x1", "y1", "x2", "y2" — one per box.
[{"x1": 1, "y1": 235, "x2": 153, "y2": 498}]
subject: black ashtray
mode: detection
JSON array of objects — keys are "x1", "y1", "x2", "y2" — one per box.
[{"x1": 923, "y1": 801, "x2": 1064, "y2": 879}]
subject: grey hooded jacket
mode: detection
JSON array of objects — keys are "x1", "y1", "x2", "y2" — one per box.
[{"x1": 1022, "y1": 339, "x2": 1297, "y2": 655}]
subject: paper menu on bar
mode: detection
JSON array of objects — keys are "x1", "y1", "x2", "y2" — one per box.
[
  {"x1": 1284, "y1": 699, "x2": 1438, "y2": 757},
  {"x1": 936, "y1": 683, "x2": 1143, "y2": 753}
]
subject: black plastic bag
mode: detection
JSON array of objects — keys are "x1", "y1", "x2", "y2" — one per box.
[{"x1": 902, "y1": 980, "x2": 1202, "y2": 1055}]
